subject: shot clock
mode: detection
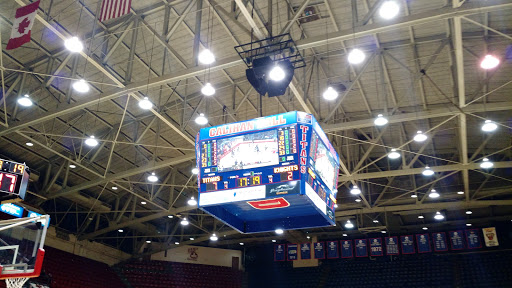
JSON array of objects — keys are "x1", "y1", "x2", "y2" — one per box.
[{"x1": 0, "y1": 159, "x2": 30, "y2": 201}]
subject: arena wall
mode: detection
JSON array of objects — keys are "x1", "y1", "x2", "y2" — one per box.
[{"x1": 151, "y1": 245, "x2": 243, "y2": 269}]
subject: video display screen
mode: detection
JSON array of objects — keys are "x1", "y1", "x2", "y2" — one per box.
[
  {"x1": 311, "y1": 132, "x2": 337, "y2": 191},
  {"x1": 216, "y1": 129, "x2": 279, "y2": 172}
]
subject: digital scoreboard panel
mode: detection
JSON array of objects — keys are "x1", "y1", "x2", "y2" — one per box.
[
  {"x1": 0, "y1": 159, "x2": 30, "y2": 201},
  {"x1": 196, "y1": 111, "x2": 340, "y2": 233}
]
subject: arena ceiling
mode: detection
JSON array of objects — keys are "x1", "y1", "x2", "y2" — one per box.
[{"x1": 0, "y1": 0, "x2": 511, "y2": 254}]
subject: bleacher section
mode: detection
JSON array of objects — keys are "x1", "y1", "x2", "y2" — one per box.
[{"x1": 119, "y1": 260, "x2": 242, "y2": 288}]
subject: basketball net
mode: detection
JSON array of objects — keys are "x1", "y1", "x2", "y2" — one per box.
[{"x1": 5, "y1": 277, "x2": 29, "y2": 288}]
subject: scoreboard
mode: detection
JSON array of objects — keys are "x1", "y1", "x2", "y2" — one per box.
[
  {"x1": 196, "y1": 111, "x2": 340, "y2": 233},
  {"x1": 0, "y1": 159, "x2": 30, "y2": 202}
]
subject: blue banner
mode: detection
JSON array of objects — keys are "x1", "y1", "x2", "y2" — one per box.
[
  {"x1": 355, "y1": 239, "x2": 368, "y2": 257},
  {"x1": 341, "y1": 240, "x2": 353, "y2": 258},
  {"x1": 0, "y1": 203, "x2": 24, "y2": 218},
  {"x1": 401, "y1": 235, "x2": 415, "y2": 254},
  {"x1": 287, "y1": 244, "x2": 299, "y2": 261},
  {"x1": 314, "y1": 242, "x2": 325, "y2": 259},
  {"x1": 466, "y1": 229, "x2": 482, "y2": 249},
  {"x1": 326, "y1": 241, "x2": 339, "y2": 258},
  {"x1": 274, "y1": 244, "x2": 285, "y2": 261},
  {"x1": 300, "y1": 243, "x2": 311, "y2": 260},
  {"x1": 28, "y1": 211, "x2": 50, "y2": 227},
  {"x1": 370, "y1": 238, "x2": 383, "y2": 256},
  {"x1": 416, "y1": 234, "x2": 431, "y2": 253},
  {"x1": 433, "y1": 232, "x2": 448, "y2": 252},
  {"x1": 385, "y1": 237, "x2": 399, "y2": 255},
  {"x1": 449, "y1": 230, "x2": 465, "y2": 250}
]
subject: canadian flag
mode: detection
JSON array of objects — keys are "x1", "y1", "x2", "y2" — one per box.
[{"x1": 6, "y1": 0, "x2": 40, "y2": 50}]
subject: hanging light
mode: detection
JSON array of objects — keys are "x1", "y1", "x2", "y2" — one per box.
[
  {"x1": 187, "y1": 197, "x2": 197, "y2": 206},
  {"x1": 414, "y1": 131, "x2": 428, "y2": 142},
  {"x1": 373, "y1": 220, "x2": 379, "y2": 223},
  {"x1": 374, "y1": 114, "x2": 388, "y2": 126},
  {"x1": 168, "y1": 215, "x2": 173, "y2": 218},
  {"x1": 481, "y1": 120, "x2": 498, "y2": 132},
  {"x1": 269, "y1": 65, "x2": 285, "y2": 81},
  {"x1": 118, "y1": 229, "x2": 124, "y2": 233},
  {"x1": 429, "y1": 189, "x2": 440, "y2": 198},
  {"x1": 64, "y1": 36, "x2": 84, "y2": 53},
  {"x1": 348, "y1": 48, "x2": 366, "y2": 64},
  {"x1": 147, "y1": 172, "x2": 159, "y2": 182},
  {"x1": 180, "y1": 218, "x2": 189, "y2": 226},
  {"x1": 72, "y1": 79, "x2": 90, "y2": 93},
  {"x1": 480, "y1": 158, "x2": 493, "y2": 169},
  {"x1": 201, "y1": 83, "x2": 216, "y2": 96},
  {"x1": 350, "y1": 185, "x2": 361, "y2": 195},
  {"x1": 306, "y1": 235, "x2": 311, "y2": 239},
  {"x1": 388, "y1": 149, "x2": 401, "y2": 159},
  {"x1": 411, "y1": 194, "x2": 418, "y2": 198},
  {"x1": 466, "y1": 223, "x2": 472, "y2": 227},
  {"x1": 275, "y1": 228, "x2": 284, "y2": 235},
  {"x1": 344, "y1": 220, "x2": 354, "y2": 229},
  {"x1": 210, "y1": 233, "x2": 218, "y2": 241},
  {"x1": 190, "y1": 237, "x2": 195, "y2": 240},
  {"x1": 272, "y1": 240, "x2": 277, "y2": 243},
  {"x1": 334, "y1": 204, "x2": 338, "y2": 209},
  {"x1": 191, "y1": 167, "x2": 199, "y2": 175},
  {"x1": 26, "y1": 142, "x2": 34, "y2": 147},
  {"x1": 457, "y1": 191, "x2": 464, "y2": 195},
  {"x1": 480, "y1": 55, "x2": 500, "y2": 70},
  {"x1": 422, "y1": 166, "x2": 434, "y2": 176},
  {"x1": 379, "y1": 1, "x2": 400, "y2": 19},
  {"x1": 175, "y1": 242, "x2": 180, "y2": 245},
  {"x1": 342, "y1": 233, "x2": 348, "y2": 237},
  {"x1": 422, "y1": 227, "x2": 428, "y2": 230},
  {"x1": 381, "y1": 230, "x2": 387, "y2": 234},
  {"x1": 322, "y1": 86, "x2": 338, "y2": 101},
  {"x1": 355, "y1": 199, "x2": 361, "y2": 202},
  {"x1": 146, "y1": 240, "x2": 152, "y2": 244},
  {"x1": 85, "y1": 135, "x2": 99, "y2": 147},
  {"x1": 434, "y1": 211, "x2": 445, "y2": 220},
  {"x1": 198, "y1": 49, "x2": 215, "y2": 65},
  {"x1": 112, "y1": 186, "x2": 118, "y2": 190},
  {"x1": 69, "y1": 164, "x2": 76, "y2": 169},
  {"x1": 17, "y1": 94, "x2": 33, "y2": 107},
  {"x1": 466, "y1": 210, "x2": 473, "y2": 215},
  {"x1": 418, "y1": 215, "x2": 424, "y2": 219},
  {"x1": 195, "y1": 113, "x2": 208, "y2": 125},
  {"x1": 240, "y1": 243, "x2": 244, "y2": 246},
  {"x1": 138, "y1": 97, "x2": 153, "y2": 110},
  {"x1": 140, "y1": 201, "x2": 147, "y2": 205}
]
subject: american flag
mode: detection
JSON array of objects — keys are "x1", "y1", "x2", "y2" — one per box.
[{"x1": 99, "y1": 0, "x2": 132, "y2": 22}]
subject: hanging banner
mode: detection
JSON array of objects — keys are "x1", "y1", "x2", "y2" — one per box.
[
  {"x1": 287, "y1": 244, "x2": 299, "y2": 261},
  {"x1": 327, "y1": 240, "x2": 339, "y2": 259},
  {"x1": 432, "y1": 232, "x2": 448, "y2": 252},
  {"x1": 449, "y1": 230, "x2": 465, "y2": 250},
  {"x1": 300, "y1": 243, "x2": 312, "y2": 260},
  {"x1": 385, "y1": 236, "x2": 399, "y2": 255},
  {"x1": 401, "y1": 235, "x2": 415, "y2": 254},
  {"x1": 341, "y1": 240, "x2": 353, "y2": 258},
  {"x1": 274, "y1": 244, "x2": 285, "y2": 261},
  {"x1": 416, "y1": 234, "x2": 431, "y2": 253},
  {"x1": 314, "y1": 242, "x2": 325, "y2": 259},
  {"x1": 370, "y1": 238, "x2": 383, "y2": 256},
  {"x1": 482, "y1": 227, "x2": 499, "y2": 247},
  {"x1": 355, "y1": 239, "x2": 368, "y2": 257},
  {"x1": 466, "y1": 229, "x2": 482, "y2": 249}
]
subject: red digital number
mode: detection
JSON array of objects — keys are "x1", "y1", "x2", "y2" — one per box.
[
  {"x1": 287, "y1": 171, "x2": 293, "y2": 181},
  {"x1": 5, "y1": 174, "x2": 16, "y2": 193}
]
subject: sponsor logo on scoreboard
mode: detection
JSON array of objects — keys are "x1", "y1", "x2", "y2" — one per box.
[
  {"x1": 247, "y1": 198, "x2": 290, "y2": 210},
  {"x1": 297, "y1": 112, "x2": 312, "y2": 124},
  {"x1": 266, "y1": 181, "x2": 299, "y2": 196},
  {"x1": 202, "y1": 176, "x2": 222, "y2": 184},
  {"x1": 207, "y1": 115, "x2": 287, "y2": 138},
  {"x1": 199, "y1": 185, "x2": 266, "y2": 206}
]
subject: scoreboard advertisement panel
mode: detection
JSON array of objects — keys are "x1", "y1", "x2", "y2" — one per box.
[{"x1": 196, "y1": 112, "x2": 340, "y2": 233}]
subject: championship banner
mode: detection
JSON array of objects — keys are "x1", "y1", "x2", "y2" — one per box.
[
  {"x1": 432, "y1": 232, "x2": 448, "y2": 252},
  {"x1": 274, "y1": 244, "x2": 285, "y2": 261},
  {"x1": 370, "y1": 238, "x2": 383, "y2": 256},
  {"x1": 355, "y1": 239, "x2": 368, "y2": 257},
  {"x1": 466, "y1": 229, "x2": 482, "y2": 249},
  {"x1": 416, "y1": 234, "x2": 431, "y2": 253},
  {"x1": 341, "y1": 240, "x2": 353, "y2": 258},
  {"x1": 287, "y1": 244, "x2": 299, "y2": 261},
  {"x1": 314, "y1": 242, "x2": 325, "y2": 259},
  {"x1": 327, "y1": 240, "x2": 339, "y2": 259},
  {"x1": 385, "y1": 236, "x2": 399, "y2": 255},
  {"x1": 449, "y1": 230, "x2": 465, "y2": 250},
  {"x1": 401, "y1": 235, "x2": 415, "y2": 254},
  {"x1": 300, "y1": 243, "x2": 312, "y2": 259},
  {"x1": 482, "y1": 227, "x2": 499, "y2": 247}
]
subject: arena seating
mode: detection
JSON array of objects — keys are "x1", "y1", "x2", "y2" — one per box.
[{"x1": 119, "y1": 260, "x2": 243, "y2": 288}]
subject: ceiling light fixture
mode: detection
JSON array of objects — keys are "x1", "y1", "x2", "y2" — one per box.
[
  {"x1": 457, "y1": 191, "x2": 464, "y2": 195},
  {"x1": 434, "y1": 211, "x2": 445, "y2": 220},
  {"x1": 466, "y1": 210, "x2": 473, "y2": 215},
  {"x1": 201, "y1": 83, "x2": 216, "y2": 96},
  {"x1": 334, "y1": 204, "x2": 338, "y2": 209},
  {"x1": 307, "y1": 236, "x2": 311, "y2": 239},
  {"x1": 195, "y1": 113, "x2": 208, "y2": 125},
  {"x1": 138, "y1": 97, "x2": 153, "y2": 110},
  {"x1": 418, "y1": 215, "x2": 424, "y2": 219},
  {"x1": 342, "y1": 233, "x2": 348, "y2": 237},
  {"x1": 269, "y1": 65, "x2": 286, "y2": 81},
  {"x1": 379, "y1": 1, "x2": 400, "y2": 19},
  {"x1": 175, "y1": 242, "x2": 180, "y2": 245},
  {"x1": 191, "y1": 167, "x2": 199, "y2": 175},
  {"x1": 373, "y1": 220, "x2": 379, "y2": 223},
  {"x1": 187, "y1": 197, "x2": 197, "y2": 206},
  {"x1": 272, "y1": 240, "x2": 277, "y2": 243},
  {"x1": 69, "y1": 164, "x2": 76, "y2": 169},
  {"x1": 480, "y1": 54, "x2": 500, "y2": 70},
  {"x1": 466, "y1": 223, "x2": 472, "y2": 227},
  {"x1": 181, "y1": 218, "x2": 189, "y2": 226},
  {"x1": 85, "y1": 135, "x2": 99, "y2": 147},
  {"x1": 17, "y1": 95, "x2": 33, "y2": 107},
  {"x1": 388, "y1": 149, "x2": 401, "y2": 159},
  {"x1": 355, "y1": 199, "x2": 362, "y2": 202},
  {"x1": 275, "y1": 229, "x2": 284, "y2": 235},
  {"x1": 146, "y1": 240, "x2": 152, "y2": 244},
  {"x1": 411, "y1": 194, "x2": 418, "y2": 198},
  {"x1": 147, "y1": 172, "x2": 158, "y2": 182},
  {"x1": 25, "y1": 142, "x2": 34, "y2": 147},
  {"x1": 168, "y1": 215, "x2": 173, "y2": 218},
  {"x1": 64, "y1": 37, "x2": 84, "y2": 52},
  {"x1": 72, "y1": 79, "x2": 90, "y2": 93},
  {"x1": 481, "y1": 120, "x2": 498, "y2": 132},
  {"x1": 112, "y1": 186, "x2": 118, "y2": 190},
  {"x1": 350, "y1": 185, "x2": 361, "y2": 195},
  {"x1": 414, "y1": 131, "x2": 428, "y2": 142},
  {"x1": 240, "y1": 243, "x2": 244, "y2": 246},
  {"x1": 429, "y1": 189, "x2": 440, "y2": 198},
  {"x1": 348, "y1": 48, "x2": 366, "y2": 64},
  {"x1": 345, "y1": 220, "x2": 354, "y2": 229},
  {"x1": 322, "y1": 86, "x2": 338, "y2": 101},
  {"x1": 422, "y1": 166, "x2": 434, "y2": 176},
  {"x1": 210, "y1": 233, "x2": 218, "y2": 241},
  {"x1": 140, "y1": 201, "x2": 147, "y2": 205},
  {"x1": 190, "y1": 237, "x2": 195, "y2": 240},
  {"x1": 198, "y1": 49, "x2": 215, "y2": 65},
  {"x1": 374, "y1": 114, "x2": 389, "y2": 126},
  {"x1": 422, "y1": 227, "x2": 428, "y2": 230},
  {"x1": 381, "y1": 230, "x2": 387, "y2": 234},
  {"x1": 118, "y1": 229, "x2": 124, "y2": 233},
  {"x1": 480, "y1": 158, "x2": 493, "y2": 169}
]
